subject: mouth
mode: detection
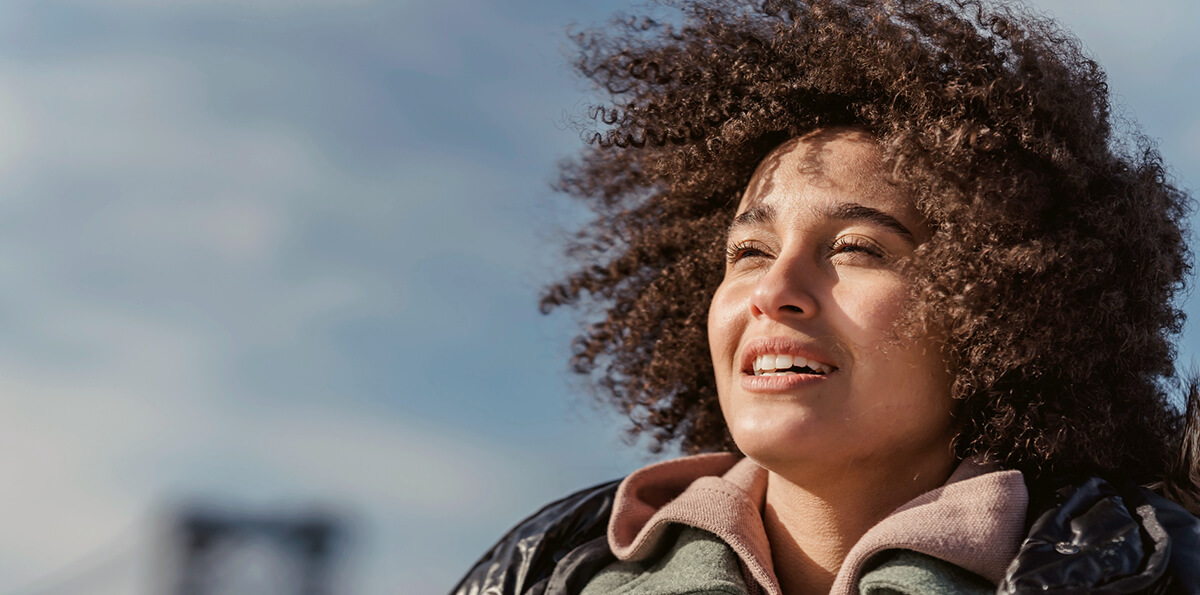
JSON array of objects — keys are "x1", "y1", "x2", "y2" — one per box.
[{"x1": 751, "y1": 353, "x2": 836, "y2": 376}]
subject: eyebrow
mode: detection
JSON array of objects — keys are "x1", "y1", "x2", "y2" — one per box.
[
  {"x1": 826, "y1": 203, "x2": 915, "y2": 244},
  {"x1": 727, "y1": 204, "x2": 777, "y2": 236},
  {"x1": 727, "y1": 202, "x2": 915, "y2": 245}
]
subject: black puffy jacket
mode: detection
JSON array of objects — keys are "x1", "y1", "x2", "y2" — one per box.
[{"x1": 452, "y1": 474, "x2": 1200, "y2": 595}]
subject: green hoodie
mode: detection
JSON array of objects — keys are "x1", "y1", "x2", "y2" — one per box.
[{"x1": 582, "y1": 526, "x2": 994, "y2": 595}]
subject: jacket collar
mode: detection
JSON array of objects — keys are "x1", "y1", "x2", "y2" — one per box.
[{"x1": 1000, "y1": 476, "x2": 1200, "y2": 594}]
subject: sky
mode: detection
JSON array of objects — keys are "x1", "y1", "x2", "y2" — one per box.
[{"x1": 0, "y1": 0, "x2": 1195, "y2": 593}]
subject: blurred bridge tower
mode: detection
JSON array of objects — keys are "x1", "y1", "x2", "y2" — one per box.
[{"x1": 173, "y1": 508, "x2": 344, "y2": 595}]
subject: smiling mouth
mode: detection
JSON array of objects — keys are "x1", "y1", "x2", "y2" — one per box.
[{"x1": 752, "y1": 354, "x2": 836, "y2": 376}]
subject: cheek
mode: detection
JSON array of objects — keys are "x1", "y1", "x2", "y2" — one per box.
[
  {"x1": 832, "y1": 280, "x2": 908, "y2": 341},
  {"x1": 840, "y1": 283, "x2": 954, "y2": 430},
  {"x1": 707, "y1": 280, "x2": 744, "y2": 377}
]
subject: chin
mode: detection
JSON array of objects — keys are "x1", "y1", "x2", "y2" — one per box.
[{"x1": 726, "y1": 413, "x2": 833, "y2": 471}]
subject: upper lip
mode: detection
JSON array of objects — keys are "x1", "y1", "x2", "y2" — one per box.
[{"x1": 739, "y1": 336, "x2": 839, "y2": 374}]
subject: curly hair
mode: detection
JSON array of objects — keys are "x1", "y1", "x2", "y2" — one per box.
[{"x1": 541, "y1": 0, "x2": 1194, "y2": 485}]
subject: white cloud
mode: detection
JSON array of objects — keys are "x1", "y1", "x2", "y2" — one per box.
[
  {"x1": 0, "y1": 14, "x2": 558, "y2": 593},
  {"x1": 0, "y1": 316, "x2": 538, "y2": 592}
]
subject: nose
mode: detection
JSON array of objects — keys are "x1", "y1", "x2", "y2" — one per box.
[{"x1": 749, "y1": 252, "x2": 820, "y2": 320}]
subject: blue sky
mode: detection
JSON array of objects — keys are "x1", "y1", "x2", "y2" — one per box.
[{"x1": 0, "y1": 0, "x2": 1195, "y2": 593}]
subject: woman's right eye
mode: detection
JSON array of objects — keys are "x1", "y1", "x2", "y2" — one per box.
[{"x1": 725, "y1": 241, "x2": 770, "y2": 264}]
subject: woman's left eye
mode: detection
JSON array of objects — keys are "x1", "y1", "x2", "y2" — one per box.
[{"x1": 829, "y1": 236, "x2": 885, "y2": 259}]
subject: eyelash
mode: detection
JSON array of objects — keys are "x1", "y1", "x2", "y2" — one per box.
[
  {"x1": 828, "y1": 236, "x2": 885, "y2": 258},
  {"x1": 724, "y1": 237, "x2": 886, "y2": 263},
  {"x1": 725, "y1": 240, "x2": 769, "y2": 263}
]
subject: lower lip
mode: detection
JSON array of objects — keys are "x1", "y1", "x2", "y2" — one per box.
[{"x1": 740, "y1": 371, "x2": 831, "y2": 392}]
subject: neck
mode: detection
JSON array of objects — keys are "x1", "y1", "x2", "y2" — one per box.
[{"x1": 761, "y1": 459, "x2": 955, "y2": 595}]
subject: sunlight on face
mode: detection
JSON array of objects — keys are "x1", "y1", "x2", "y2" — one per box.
[{"x1": 707, "y1": 128, "x2": 956, "y2": 484}]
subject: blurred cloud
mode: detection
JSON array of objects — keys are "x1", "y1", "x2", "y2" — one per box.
[{"x1": 0, "y1": 0, "x2": 644, "y2": 592}]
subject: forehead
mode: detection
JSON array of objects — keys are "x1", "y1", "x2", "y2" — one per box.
[{"x1": 738, "y1": 129, "x2": 910, "y2": 216}]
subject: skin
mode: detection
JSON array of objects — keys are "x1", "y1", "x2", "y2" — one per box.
[{"x1": 707, "y1": 128, "x2": 958, "y2": 594}]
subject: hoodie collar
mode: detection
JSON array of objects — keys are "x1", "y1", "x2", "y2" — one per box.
[{"x1": 607, "y1": 453, "x2": 1027, "y2": 595}]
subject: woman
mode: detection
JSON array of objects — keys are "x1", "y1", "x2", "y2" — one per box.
[{"x1": 454, "y1": 0, "x2": 1200, "y2": 593}]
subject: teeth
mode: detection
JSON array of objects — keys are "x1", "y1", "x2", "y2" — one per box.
[{"x1": 752, "y1": 353, "x2": 834, "y2": 376}]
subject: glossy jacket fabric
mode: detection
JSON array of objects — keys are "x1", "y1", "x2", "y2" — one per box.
[
  {"x1": 451, "y1": 480, "x2": 621, "y2": 595},
  {"x1": 451, "y1": 476, "x2": 1200, "y2": 595},
  {"x1": 999, "y1": 477, "x2": 1200, "y2": 594}
]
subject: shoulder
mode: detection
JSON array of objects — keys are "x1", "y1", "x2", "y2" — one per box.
[
  {"x1": 450, "y1": 479, "x2": 621, "y2": 595},
  {"x1": 1001, "y1": 476, "x2": 1200, "y2": 594}
]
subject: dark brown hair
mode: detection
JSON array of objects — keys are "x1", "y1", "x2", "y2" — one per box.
[{"x1": 542, "y1": 0, "x2": 1194, "y2": 486}]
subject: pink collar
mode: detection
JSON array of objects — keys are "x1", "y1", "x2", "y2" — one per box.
[{"x1": 607, "y1": 453, "x2": 1027, "y2": 595}]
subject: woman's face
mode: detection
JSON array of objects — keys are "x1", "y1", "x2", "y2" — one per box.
[{"x1": 708, "y1": 129, "x2": 956, "y2": 484}]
